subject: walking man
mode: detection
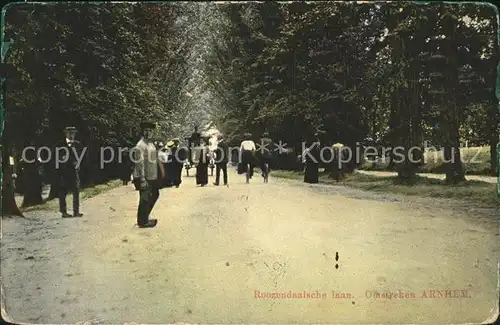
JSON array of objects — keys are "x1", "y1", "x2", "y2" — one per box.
[
  {"x1": 132, "y1": 121, "x2": 161, "y2": 228},
  {"x1": 239, "y1": 133, "x2": 256, "y2": 183},
  {"x1": 258, "y1": 132, "x2": 273, "y2": 183},
  {"x1": 213, "y1": 134, "x2": 229, "y2": 186},
  {"x1": 57, "y1": 126, "x2": 84, "y2": 218}
]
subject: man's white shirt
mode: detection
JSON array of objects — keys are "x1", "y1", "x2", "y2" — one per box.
[{"x1": 240, "y1": 140, "x2": 256, "y2": 151}]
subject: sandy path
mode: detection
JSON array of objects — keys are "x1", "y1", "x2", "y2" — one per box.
[
  {"x1": 357, "y1": 169, "x2": 498, "y2": 184},
  {"x1": 1, "y1": 168, "x2": 499, "y2": 324}
]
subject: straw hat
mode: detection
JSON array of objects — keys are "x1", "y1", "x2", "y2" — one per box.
[{"x1": 166, "y1": 140, "x2": 175, "y2": 148}]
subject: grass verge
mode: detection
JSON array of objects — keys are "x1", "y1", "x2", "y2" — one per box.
[
  {"x1": 361, "y1": 146, "x2": 494, "y2": 176},
  {"x1": 20, "y1": 179, "x2": 123, "y2": 213},
  {"x1": 273, "y1": 170, "x2": 499, "y2": 207}
]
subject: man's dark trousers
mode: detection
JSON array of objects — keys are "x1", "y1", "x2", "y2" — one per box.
[
  {"x1": 215, "y1": 163, "x2": 228, "y2": 185},
  {"x1": 59, "y1": 171, "x2": 80, "y2": 214},
  {"x1": 137, "y1": 180, "x2": 160, "y2": 226}
]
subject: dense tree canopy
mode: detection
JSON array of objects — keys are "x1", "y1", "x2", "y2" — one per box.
[
  {"x1": 202, "y1": 2, "x2": 499, "y2": 182},
  {"x1": 1, "y1": 2, "x2": 498, "y2": 214},
  {"x1": 2, "y1": 3, "x2": 205, "y2": 212}
]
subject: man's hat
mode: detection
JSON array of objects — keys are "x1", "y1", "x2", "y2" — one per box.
[
  {"x1": 65, "y1": 126, "x2": 77, "y2": 132},
  {"x1": 140, "y1": 121, "x2": 156, "y2": 129},
  {"x1": 166, "y1": 140, "x2": 175, "y2": 148}
]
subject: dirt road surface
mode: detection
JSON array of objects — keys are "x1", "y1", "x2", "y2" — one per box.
[{"x1": 1, "y1": 168, "x2": 499, "y2": 324}]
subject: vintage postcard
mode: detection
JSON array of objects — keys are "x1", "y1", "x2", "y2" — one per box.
[{"x1": 0, "y1": 1, "x2": 499, "y2": 324}]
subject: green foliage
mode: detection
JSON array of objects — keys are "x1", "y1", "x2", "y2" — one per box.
[
  {"x1": 202, "y1": 2, "x2": 498, "y2": 178},
  {"x1": 4, "y1": 3, "x2": 196, "y2": 150}
]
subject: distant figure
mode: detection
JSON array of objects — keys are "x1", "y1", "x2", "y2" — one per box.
[
  {"x1": 132, "y1": 121, "x2": 161, "y2": 228},
  {"x1": 56, "y1": 126, "x2": 84, "y2": 218},
  {"x1": 171, "y1": 138, "x2": 184, "y2": 188},
  {"x1": 258, "y1": 132, "x2": 273, "y2": 183},
  {"x1": 303, "y1": 135, "x2": 320, "y2": 184},
  {"x1": 213, "y1": 134, "x2": 229, "y2": 186},
  {"x1": 209, "y1": 152, "x2": 216, "y2": 176},
  {"x1": 239, "y1": 133, "x2": 256, "y2": 184},
  {"x1": 331, "y1": 143, "x2": 345, "y2": 182},
  {"x1": 195, "y1": 139, "x2": 210, "y2": 187},
  {"x1": 158, "y1": 144, "x2": 170, "y2": 188},
  {"x1": 120, "y1": 148, "x2": 133, "y2": 185},
  {"x1": 188, "y1": 125, "x2": 201, "y2": 164}
]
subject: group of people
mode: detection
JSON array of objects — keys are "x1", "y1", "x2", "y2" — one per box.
[
  {"x1": 119, "y1": 139, "x2": 185, "y2": 188},
  {"x1": 131, "y1": 122, "x2": 234, "y2": 228},
  {"x1": 237, "y1": 132, "x2": 274, "y2": 184},
  {"x1": 302, "y1": 133, "x2": 347, "y2": 184},
  {"x1": 157, "y1": 138, "x2": 186, "y2": 188},
  {"x1": 53, "y1": 121, "x2": 276, "y2": 228},
  {"x1": 131, "y1": 124, "x2": 278, "y2": 228}
]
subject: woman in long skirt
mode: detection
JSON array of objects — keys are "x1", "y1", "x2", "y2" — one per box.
[
  {"x1": 303, "y1": 136, "x2": 320, "y2": 184},
  {"x1": 163, "y1": 141, "x2": 176, "y2": 187},
  {"x1": 120, "y1": 149, "x2": 133, "y2": 185},
  {"x1": 158, "y1": 146, "x2": 170, "y2": 188},
  {"x1": 171, "y1": 138, "x2": 184, "y2": 187},
  {"x1": 196, "y1": 141, "x2": 209, "y2": 186}
]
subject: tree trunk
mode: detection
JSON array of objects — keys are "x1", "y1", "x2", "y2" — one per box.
[
  {"x1": 0, "y1": 54, "x2": 22, "y2": 216},
  {"x1": 47, "y1": 175, "x2": 59, "y2": 200},
  {"x1": 442, "y1": 12, "x2": 465, "y2": 184},
  {"x1": 21, "y1": 161, "x2": 43, "y2": 207},
  {"x1": 46, "y1": 161, "x2": 59, "y2": 200},
  {"x1": 489, "y1": 122, "x2": 498, "y2": 176},
  {"x1": 1, "y1": 140, "x2": 23, "y2": 217},
  {"x1": 489, "y1": 7, "x2": 499, "y2": 177}
]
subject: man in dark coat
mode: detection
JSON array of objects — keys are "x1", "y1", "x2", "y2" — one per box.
[
  {"x1": 213, "y1": 134, "x2": 229, "y2": 186},
  {"x1": 258, "y1": 132, "x2": 274, "y2": 183},
  {"x1": 56, "y1": 126, "x2": 84, "y2": 218}
]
